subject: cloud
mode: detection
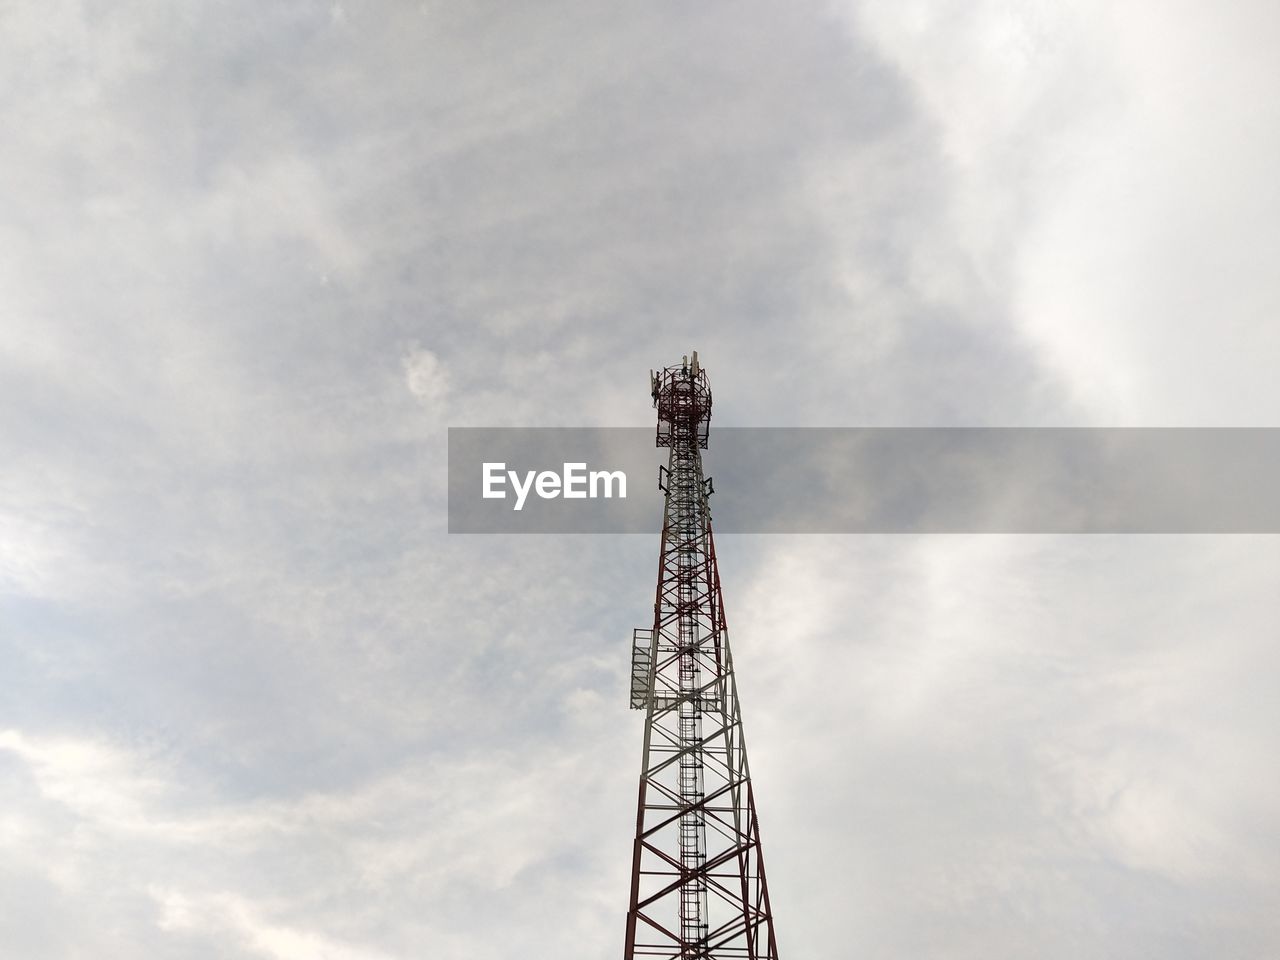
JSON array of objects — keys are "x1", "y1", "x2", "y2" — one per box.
[
  {"x1": 401, "y1": 345, "x2": 448, "y2": 411},
  {"x1": 729, "y1": 534, "x2": 1280, "y2": 957},
  {"x1": 152, "y1": 889, "x2": 398, "y2": 960},
  {"x1": 844, "y1": 0, "x2": 1280, "y2": 424},
  {"x1": 0, "y1": 717, "x2": 635, "y2": 958},
  {"x1": 1, "y1": 1, "x2": 1277, "y2": 957}
]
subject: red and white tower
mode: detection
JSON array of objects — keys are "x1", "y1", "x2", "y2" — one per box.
[{"x1": 624, "y1": 352, "x2": 780, "y2": 959}]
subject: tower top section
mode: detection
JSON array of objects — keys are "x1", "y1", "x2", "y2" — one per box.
[{"x1": 649, "y1": 350, "x2": 712, "y2": 449}]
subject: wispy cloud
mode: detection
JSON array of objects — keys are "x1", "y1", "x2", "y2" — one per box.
[{"x1": 2, "y1": 0, "x2": 1278, "y2": 957}]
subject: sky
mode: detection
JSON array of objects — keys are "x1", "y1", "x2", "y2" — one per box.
[{"x1": 2, "y1": 1, "x2": 1279, "y2": 957}]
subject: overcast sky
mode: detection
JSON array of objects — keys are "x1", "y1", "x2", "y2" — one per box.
[{"x1": 2, "y1": 2, "x2": 1279, "y2": 957}]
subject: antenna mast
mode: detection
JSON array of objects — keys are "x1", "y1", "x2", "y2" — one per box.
[{"x1": 624, "y1": 352, "x2": 780, "y2": 959}]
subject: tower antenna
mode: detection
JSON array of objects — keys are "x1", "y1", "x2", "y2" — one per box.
[{"x1": 624, "y1": 353, "x2": 780, "y2": 959}]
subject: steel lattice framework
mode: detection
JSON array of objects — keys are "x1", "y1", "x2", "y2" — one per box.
[{"x1": 624, "y1": 352, "x2": 779, "y2": 960}]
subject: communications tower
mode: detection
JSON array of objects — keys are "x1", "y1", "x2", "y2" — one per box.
[{"x1": 624, "y1": 352, "x2": 780, "y2": 959}]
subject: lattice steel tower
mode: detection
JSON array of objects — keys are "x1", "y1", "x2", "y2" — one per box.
[{"x1": 624, "y1": 352, "x2": 779, "y2": 959}]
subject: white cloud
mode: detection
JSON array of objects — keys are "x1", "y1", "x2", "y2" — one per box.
[
  {"x1": 844, "y1": 0, "x2": 1280, "y2": 424},
  {"x1": 727, "y1": 533, "x2": 1280, "y2": 956},
  {"x1": 2, "y1": 1, "x2": 1278, "y2": 957},
  {"x1": 402, "y1": 345, "x2": 449, "y2": 411},
  {"x1": 153, "y1": 889, "x2": 399, "y2": 960}
]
